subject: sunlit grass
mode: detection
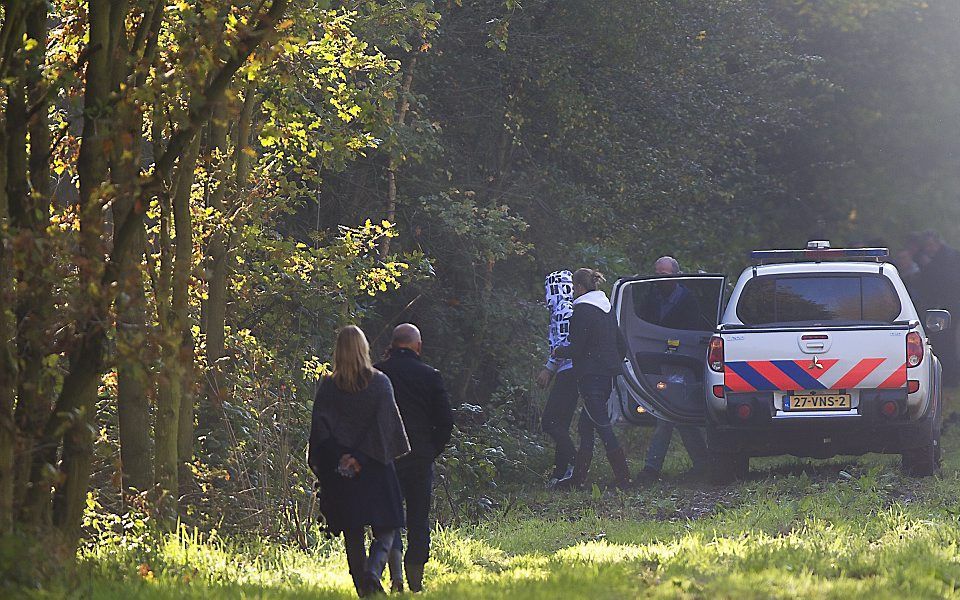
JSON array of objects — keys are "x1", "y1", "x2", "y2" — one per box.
[{"x1": 22, "y1": 391, "x2": 960, "y2": 598}]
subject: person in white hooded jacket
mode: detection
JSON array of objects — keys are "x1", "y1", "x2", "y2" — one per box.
[
  {"x1": 553, "y1": 268, "x2": 631, "y2": 489},
  {"x1": 537, "y1": 270, "x2": 579, "y2": 487}
]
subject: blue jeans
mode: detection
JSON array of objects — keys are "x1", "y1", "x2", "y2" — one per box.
[
  {"x1": 644, "y1": 419, "x2": 708, "y2": 473},
  {"x1": 344, "y1": 526, "x2": 396, "y2": 594}
]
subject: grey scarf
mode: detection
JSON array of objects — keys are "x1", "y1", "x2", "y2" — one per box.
[{"x1": 313, "y1": 371, "x2": 410, "y2": 465}]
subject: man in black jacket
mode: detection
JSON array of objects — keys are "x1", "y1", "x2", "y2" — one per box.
[
  {"x1": 376, "y1": 323, "x2": 454, "y2": 593},
  {"x1": 917, "y1": 231, "x2": 960, "y2": 386}
]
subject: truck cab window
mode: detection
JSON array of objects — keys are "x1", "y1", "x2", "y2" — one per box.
[{"x1": 737, "y1": 275, "x2": 901, "y2": 326}]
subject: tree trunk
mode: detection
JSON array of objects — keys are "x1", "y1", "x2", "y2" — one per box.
[
  {"x1": 0, "y1": 115, "x2": 15, "y2": 535},
  {"x1": 380, "y1": 55, "x2": 417, "y2": 259},
  {"x1": 174, "y1": 136, "x2": 201, "y2": 505},
  {"x1": 50, "y1": 352, "x2": 93, "y2": 543},
  {"x1": 113, "y1": 100, "x2": 152, "y2": 496},
  {"x1": 154, "y1": 137, "x2": 200, "y2": 524},
  {"x1": 116, "y1": 271, "x2": 152, "y2": 494},
  {"x1": 4, "y1": 11, "x2": 30, "y2": 515},
  {"x1": 111, "y1": 1, "x2": 154, "y2": 497},
  {"x1": 153, "y1": 185, "x2": 180, "y2": 522},
  {"x1": 42, "y1": 0, "x2": 117, "y2": 544},
  {"x1": 199, "y1": 100, "x2": 233, "y2": 436},
  {"x1": 200, "y1": 88, "x2": 256, "y2": 435},
  {"x1": 23, "y1": 0, "x2": 131, "y2": 538},
  {"x1": 0, "y1": 4, "x2": 30, "y2": 532},
  {"x1": 13, "y1": 0, "x2": 53, "y2": 514},
  {"x1": 154, "y1": 342, "x2": 181, "y2": 518}
]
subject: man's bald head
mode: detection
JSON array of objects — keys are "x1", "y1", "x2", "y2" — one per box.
[
  {"x1": 391, "y1": 323, "x2": 423, "y2": 354},
  {"x1": 654, "y1": 256, "x2": 681, "y2": 275}
]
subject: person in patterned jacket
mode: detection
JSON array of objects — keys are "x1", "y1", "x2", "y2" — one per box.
[{"x1": 537, "y1": 270, "x2": 580, "y2": 488}]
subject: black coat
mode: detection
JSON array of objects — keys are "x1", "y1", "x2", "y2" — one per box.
[
  {"x1": 919, "y1": 244, "x2": 960, "y2": 313},
  {"x1": 376, "y1": 348, "x2": 454, "y2": 461},
  {"x1": 310, "y1": 438, "x2": 405, "y2": 534},
  {"x1": 554, "y1": 296, "x2": 621, "y2": 378}
]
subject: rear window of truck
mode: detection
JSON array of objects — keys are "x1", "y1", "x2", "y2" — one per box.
[{"x1": 736, "y1": 275, "x2": 901, "y2": 326}]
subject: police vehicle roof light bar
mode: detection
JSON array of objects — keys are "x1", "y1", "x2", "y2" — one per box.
[{"x1": 750, "y1": 241, "x2": 888, "y2": 265}]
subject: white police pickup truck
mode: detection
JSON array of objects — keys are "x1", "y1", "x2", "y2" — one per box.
[{"x1": 611, "y1": 242, "x2": 951, "y2": 481}]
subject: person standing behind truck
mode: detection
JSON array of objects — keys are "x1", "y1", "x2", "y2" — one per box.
[
  {"x1": 537, "y1": 270, "x2": 580, "y2": 488},
  {"x1": 916, "y1": 230, "x2": 960, "y2": 387},
  {"x1": 554, "y1": 268, "x2": 632, "y2": 489},
  {"x1": 635, "y1": 256, "x2": 710, "y2": 484}
]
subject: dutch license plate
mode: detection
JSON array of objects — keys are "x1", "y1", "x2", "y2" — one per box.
[{"x1": 783, "y1": 392, "x2": 851, "y2": 411}]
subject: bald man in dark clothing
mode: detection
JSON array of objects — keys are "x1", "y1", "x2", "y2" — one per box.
[{"x1": 376, "y1": 324, "x2": 454, "y2": 592}]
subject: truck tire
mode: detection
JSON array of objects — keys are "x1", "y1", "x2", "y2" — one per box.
[
  {"x1": 711, "y1": 452, "x2": 749, "y2": 485},
  {"x1": 902, "y1": 385, "x2": 942, "y2": 477},
  {"x1": 902, "y1": 440, "x2": 939, "y2": 477}
]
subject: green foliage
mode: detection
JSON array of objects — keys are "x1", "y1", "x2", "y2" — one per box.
[
  {"x1": 12, "y1": 0, "x2": 960, "y2": 576},
  {"x1": 257, "y1": 8, "x2": 400, "y2": 174},
  {"x1": 437, "y1": 396, "x2": 548, "y2": 524},
  {"x1": 767, "y1": 1, "x2": 960, "y2": 248},
  {"x1": 778, "y1": 0, "x2": 923, "y2": 31}
]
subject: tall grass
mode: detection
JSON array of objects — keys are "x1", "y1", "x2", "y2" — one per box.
[
  {"x1": 51, "y1": 464, "x2": 960, "y2": 598},
  {"x1": 14, "y1": 394, "x2": 960, "y2": 598}
]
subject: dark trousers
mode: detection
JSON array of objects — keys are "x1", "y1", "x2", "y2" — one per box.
[
  {"x1": 577, "y1": 374, "x2": 620, "y2": 454},
  {"x1": 343, "y1": 526, "x2": 396, "y2": 595},
  {"x1": 390, "y1": 456, "x2": 434, "y2": 566},
  {"x1": 541, "y1": 368, "x2": 580, "y2": 475},
  {"x1": 644, "y1": 419, "x2": 709, "y2": 473}
]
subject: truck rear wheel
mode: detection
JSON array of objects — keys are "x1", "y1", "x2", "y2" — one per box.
[
  {"x1": 711, "y1": 452, "x2": 749, "y2": 484},
  {"x1": 901, "y1": 438, "x2": 940, "y2": 477},
  {"x1": 902, "y1": 387, "x2": 942, "y2": 477}
]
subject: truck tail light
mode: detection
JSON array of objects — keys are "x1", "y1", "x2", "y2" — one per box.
[
  {"x1": 906, "y1": 331, "x2": 923, "y2": 367},
  {"x1": 708, "y1": 336, "x2": 724, "y2": 372},
  {"x1": 908, "y1": 380, "x2": 920, "y2": 394}
]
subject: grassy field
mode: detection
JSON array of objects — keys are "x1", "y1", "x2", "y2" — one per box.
[{"x1": 28, "y1": 393, "x2": 960, "y2": 598}]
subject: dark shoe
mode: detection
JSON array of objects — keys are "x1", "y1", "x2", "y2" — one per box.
[
  {"x1": 405, "y1": 562, "x2": 425, "y2": 593},
  {"x1": 606, "y1": 447, "x2": 631, "y2": 489},
  {"x1": 558, "y1": 445, "x2": 593, "y2": 489},
  {"x1": 361, "y1": 574, "x2": 385, "y2": 596},
  {"x1": 546, "y1": 464, "x2": 574, "y2": 489},
  {"x1": 634, "y1": 466, "x2": 661, "y2": 486},
  {"x1": 352, "y1": 573, "x2": 366, "y2": 597}
]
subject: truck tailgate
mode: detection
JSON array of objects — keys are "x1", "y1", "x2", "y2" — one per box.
[{"x1": 722, "y1": 327, "x2": 908, "y2": 393}]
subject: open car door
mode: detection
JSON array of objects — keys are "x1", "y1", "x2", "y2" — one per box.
[{"x1": 611, "y1": 274, "x2": 725, "y2": 425}]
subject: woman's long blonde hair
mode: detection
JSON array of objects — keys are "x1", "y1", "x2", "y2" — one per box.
[{"x1": 331, "y1": 325, "x2": 375, "y2": 393}]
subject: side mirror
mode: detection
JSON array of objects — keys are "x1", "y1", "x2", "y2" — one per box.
[{"x1": 925, "y1": 309, "x2": 951, "y2": 333}]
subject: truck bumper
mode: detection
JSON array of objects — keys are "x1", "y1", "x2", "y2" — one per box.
[{"x1": 707, "y1": 389, "x2": 937, "y2": 457}]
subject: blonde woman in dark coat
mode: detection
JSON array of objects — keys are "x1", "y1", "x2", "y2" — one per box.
[{"x1": 308, "y1": 325, "x2": 410, "y2": 597}]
